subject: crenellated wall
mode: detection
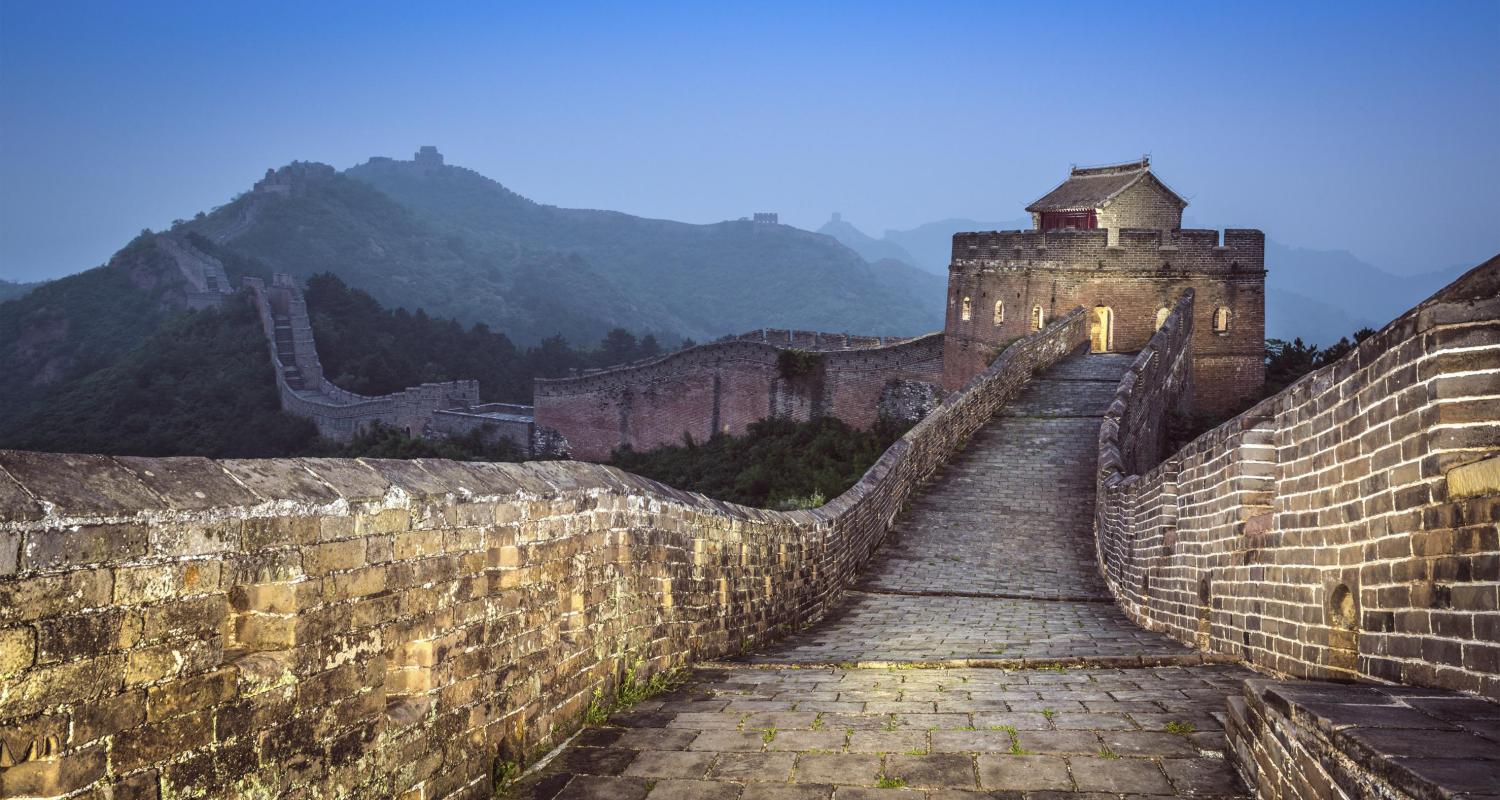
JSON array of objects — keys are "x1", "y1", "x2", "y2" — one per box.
[
  {"x1": 0, "y1": 311, "x2": 1088, "y2": 800},
  {"x1": 1095, "y1": 257, "x2": 1500, "y2": 700},
  {"x1": 533, "y1": 333, "x2": 946, "y2": 461}
]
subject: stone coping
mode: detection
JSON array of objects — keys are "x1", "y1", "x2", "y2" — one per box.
[{"x1": 1238, "y1": 679, "x2": 1500, "y2": 799}]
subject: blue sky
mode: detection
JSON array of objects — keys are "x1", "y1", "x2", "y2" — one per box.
[{"x1": 2, "y1": 0, "x2": 1497, "y2": 282}]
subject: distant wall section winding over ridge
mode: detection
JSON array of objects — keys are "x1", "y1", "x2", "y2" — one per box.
[
  {"x1": 534, "y1": 331, "x2": 945, "y2": 461},
  {"x1": 1095, "y1": 257, "x2": 1500, "y2": 700},
  {"x1": 245, "y1": 274, "x2": 486, "y2": 444},
  {"x1": 0, "y1": 310, "x2": 1086, "y2": 799}
]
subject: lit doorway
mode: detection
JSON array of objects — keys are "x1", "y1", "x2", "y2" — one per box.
[{"x1": 1090, "y1": 306, "x2": 1114, "y2": 352}]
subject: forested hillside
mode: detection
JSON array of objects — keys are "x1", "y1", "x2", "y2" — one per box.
[
  {"x1": 0, "y1": 272, "x2": 668, "y2": 458},
  {"x1": 0, "y1": 233, "x2": 187, "y2": 426}
]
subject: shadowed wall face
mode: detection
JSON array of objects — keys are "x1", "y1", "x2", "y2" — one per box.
[{"x1": 1096, "y1": 258, "x2": 1500, "y2": 700}]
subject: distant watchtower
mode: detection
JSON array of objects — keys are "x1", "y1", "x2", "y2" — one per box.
[
  {"x1": 944, "y1": 158, "x2": 1266, "y2": 417},
  {"x1": 753, "y1": 213, "x2": 779, "y2": 225},
  {"x1": 414, "y1": 146, "x2": 444, "y2": 167}
]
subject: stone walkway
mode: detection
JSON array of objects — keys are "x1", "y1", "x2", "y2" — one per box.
[{"x1": 515, "y1": 353, "x2": 1256, "y2": 799}]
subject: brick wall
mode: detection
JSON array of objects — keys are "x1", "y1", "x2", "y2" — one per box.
[
  {"x1": 943, "y1": 227, "x2": 1265, "y2": 418},
  {"x1": 534, "y1": 334, "x2": 945, "y2": 461},
  {"x1": 1094, "y1": 177, "x2": 1185, "y2": 244},
  {"x1": 0, "y1": 311, "x2": 1087, "y2": 799},
  {"x1": 1095, "y1": 257, "x2": 1500, "y2": 700}
]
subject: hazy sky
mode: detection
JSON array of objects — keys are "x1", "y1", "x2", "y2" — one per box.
[{"x1": 2, "y1": 1, "x2": 1497, "y2": 283}]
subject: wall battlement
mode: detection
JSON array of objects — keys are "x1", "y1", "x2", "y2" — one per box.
[{"x1": 952, "y1": 228, "x2": 1265, "y2": 273}]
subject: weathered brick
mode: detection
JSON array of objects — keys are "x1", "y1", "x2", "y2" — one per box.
[
  {"x1": 0, "y1": 625, "x2": 35, "y2": 677},
  {"x1": 0, "y1": 570, "x2": 112, "y2": 623},
  {"x1": 305, "y1": 539, "x2": 366, "y2": 576},
  {"x1": 23, "y1": 525, "x2": 147, "y2": 571}
]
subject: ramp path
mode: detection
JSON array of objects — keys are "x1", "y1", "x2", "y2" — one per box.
[{"x1": 515, "y1": 354, "x2": 1255, "y2": 799}]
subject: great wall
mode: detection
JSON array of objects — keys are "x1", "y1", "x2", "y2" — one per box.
[{"x1": 1, "y1": 150, "x2": 1497, "y2": 799}]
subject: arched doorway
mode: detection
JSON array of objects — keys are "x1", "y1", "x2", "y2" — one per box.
[{"x1": 1090, "y1": 306, "x2": 1114, "y2": 352}]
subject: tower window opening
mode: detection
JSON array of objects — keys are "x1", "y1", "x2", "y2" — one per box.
[
  {"x1": 993, "y1": 300, "x2": 1005, "y2": 326},
  {"x1": 961, "y1": 296, "x2": 972, "y2": 322},
  {"x1": 1031, "y1": 305, "x2": 1045, "y2": 332},
  {"x1": 1213, "y1": 306, "x2": 1231, "y2": 334}
]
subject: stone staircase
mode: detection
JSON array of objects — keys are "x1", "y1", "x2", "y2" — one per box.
[
  {"x1": 271, "y1": 313, "x2": 306, "y2": 389},
  {"x1": 513, "y1": 352, "x2": 1258, "y2": 798}
]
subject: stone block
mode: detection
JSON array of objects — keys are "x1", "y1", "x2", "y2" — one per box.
[
  {"x1": 306, "y1": 539, "x2": 366, "y2": 576},
  {"x1": 358, "y1": 458, "x2": 454, "y2": 497},
  {"x1": 0, "y1": 451, "x2": 164, "y2": 517},
  {"x1": 36, "y1": 608, "x2": 137, "y2": 662},
  {"x1": 115, "y1": 455, "x2": 261, "y2": 510},
  {"x1": 1, "y1": 653, "x2": 125, "y2": 718},
  {"x1": 0, "y1": 625, "x2": 36, "y2": 677},
  {"x1": 0, "y1": 466, "x2": 42, "y2": 522},
  {"x1": 0, "y1": 742, "x2": 106, "y2": 798},
  {"x1": 110, "y1": 708, "x2": 214, "y2": 772},
  {"x1": 145, "y1": 666, "x2": 237, "y2": 721},
  {"x1": 24, "y1": 524, "x2": 147, "y2": 571},
  {"x1": 72, "y1": 687, "x2": 147, "y2": 745},
  {"x1": 298, "y1": 457, "x2": 392, "y2": 502},
  {"x1": 219, "y1": 459, "x2": 340, "y2": 505},
  {"x1": 0, "y1": 569, "x2": 113, "y2": 623}
]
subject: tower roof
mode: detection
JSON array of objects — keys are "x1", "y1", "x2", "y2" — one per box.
[{"x1": 1025, "y1": 157, "x2": 1187, "y2": 213}]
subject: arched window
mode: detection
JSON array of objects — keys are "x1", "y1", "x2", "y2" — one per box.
[
  {"x1": 1155, "y1": 307, "x2": 1171, "y2": 330},
  {"x1": 961, "y1": 296, "x2": 972, "y2": 322},
  {"x1": 993, "y1": 300, "x2": 1005, "y2": 326},
  {"x1": 1213, "y1": 306, "x2": 1231, "y2": 333},
  {"x1": 1030, "y1": 305, "x2": 1045, "y2": 332}
]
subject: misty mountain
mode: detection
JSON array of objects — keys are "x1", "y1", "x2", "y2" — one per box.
[
  {"x1": 0, "y1": 279, "x2": 44, "y2": 303},
  {"x1": 1264, "y1": 288, "x2": 1373, "y2": 347},
  {"x1": 883, "y1": 218, "x2": 1034, "y2": 274},
  {"x1": 330, "y1": 156, "x2": 946, "y2": 343},
  {"x1": 816, "y1": 213, "x2": 918, "y2": 265},
  {"x1": 0, "y1": 233, "x2": 200, "y2": 418},
  {"x1": 1262, "y1": 241, "x2": 1468, "y2": 340}
]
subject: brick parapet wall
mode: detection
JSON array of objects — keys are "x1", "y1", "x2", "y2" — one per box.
[
  {"x1": 724, "y1": 329, "x2": 908, "y2": 350},
  {"x1": 0, "y1": 311, "x2": 1086, "y2": 799},
  {"x1": 1095, "y1": 257, "x2": 1500, "y2": 699},
  {"x1": 1096, "y1": 289, "x2": 1196, "y2": 482},
  {"x1": 534, "y1": 333, "x2": 946, "y2": 460}
]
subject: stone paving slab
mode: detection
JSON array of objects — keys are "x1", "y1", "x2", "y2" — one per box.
[
  {"x1": 740, "y1": 592, "x2": 1198, "y2": 665},
  {"x1": 510, "y1": 664, "x2": 1254, "y2": 799},
  {"x1": 857, "y1": 357, "x2": 1127, "y2": 602}
]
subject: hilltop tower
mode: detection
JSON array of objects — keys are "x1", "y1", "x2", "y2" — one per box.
[
  {"x1": 414, "y1": 145, "x2": 444, "y2": 167},
  {"x1": 942, "y1": 158, "x2": 1266, "y2": 416}
]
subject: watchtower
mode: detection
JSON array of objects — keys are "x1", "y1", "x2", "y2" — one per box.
[{"x1": 943, "y1": 159, "x2": 1266, "y2": 417}]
